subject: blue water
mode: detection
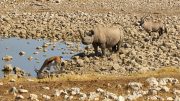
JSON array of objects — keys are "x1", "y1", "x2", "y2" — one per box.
[{"x1": 0, "y1": 38, "x2": 84, "y2": 77}]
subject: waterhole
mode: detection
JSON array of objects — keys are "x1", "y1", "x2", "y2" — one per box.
[{"x1": 0, "y1": 37, "x2": 84, "y2": 77}]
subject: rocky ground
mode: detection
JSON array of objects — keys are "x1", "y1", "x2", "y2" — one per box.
[
  {"x1": 1, "y1": 68, "x2": 180, "y2": 101},
  {"x1": 0, "y1": 0, "x2": 180, "y2": 100}
]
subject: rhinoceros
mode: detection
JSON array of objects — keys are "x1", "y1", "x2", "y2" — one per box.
[{"x1": 79, "y1": 25, "x2": 124, "y2": 56}]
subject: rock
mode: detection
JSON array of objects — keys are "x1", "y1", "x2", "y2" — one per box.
[
  {"x1": 148, "y1": 89, "x2": 158, "y2": 95},
  {"x1": 18, "y1": 89, "x2": 28, "y2": 93},
  {"x1": 64, "y1": 94, "x2": 69, "y2": 100},
  {"x1": 167, "y1": 97, "x2": 173, "y2": 101},
  {"x1": 112, "y1": 63, "x2": 120, "y2": 70},
  {"x1": 69, "y1": 96, "x2": 74, "y2": 100},
  {"x1": 148, "y1": 96, "x2": 158, "y2": 100},
  {"x1": 79, "y1": 92, "x2": 87, "y2": 101},
  {"x1": 42, "y1": 43, "x2": 49, "y2": 48},
  {"x1": 10, "y1": 79, "x2": 16, "y2": 82},
  {"x1": 16, "y1": 95, "x2": 24, "y2": 99},
  {"x1": 159, "y1": 78, "x2": 167, "y2": 86},
  {"x1": 175, "y1": 25, "x2": 180, "y2": 32},
  {"x1": 96, "y1": 88, "x2": 105, "y2": 94},
  {"x1": 53, "y1": 89, "x2": 61, "y2": 97},
  {"x1": 71, "y1": 87, "x2": 80, "y2": 95},
  {"x1": 36, "y1": 46, "x2": 43, "y2": 50},
  {"x1": 19, "y1": 51, "x2": 26, "y2": 56},
  {"x1": 117, "y1": 96, "x2": 125, "y2": 101},
  {"x1": 42, "y1": 95, "x2": 51, "y2": 100},
  {"x1": 174, "y1": 96, "x2": 180, "y2": 101},
  {"x1": 28, "y1": 56, "x2": 33, "y2": 61},
  {"x1": 173, "y1": 89, "x2": 180, "y2": 95},
  {"x1": 160, "y1": 86, "x2": 170, "y2": 92},
  {"x1": 102, "y1": 98, "x2": 112, "y2": 101},
  {"x1": 27, "y1": 79, "x2": 34, "y2": 82},
  {"x1": 2, "y1": 64, "x2": 13, "y2": 72},
  {"x1": 88, "y1": 92, "x2": 99, "y2": 100},
  {"x1": 9, "y1": 87, "x2": 18, "y2": 94},
  {"x1": 105, "y1": 92, "x2": 118, "y2": 100},
  {"x1": 146, "y1": 77, "x2": 159, "y2": 87},
  {"x1": 126, "y1": 93, "x2": 142, "y2": 101},
  {"x1": 33, "y1": 52, "x2": 39, "y2": 54},
  {"x1": 161, "y1": 77, "x2": 179, "y2": 85},
  {"x1": 29, "y1": 94, "x2": 38, "y2": 100},
  {"x1": 76, "y1": 59, "x2": 84, "y2": 67},
  {"x1": 42, "y1": 87, "x2": 50, "y2": 90},
  {"x1": 2, "y1": 55, "x2": 13, "y2": 61},
  {"x1": 128, "y1": 82, "x2": 143, "y2": 91},
  {"x1": 0, "y1": 82, "x2": 3, "y2": 86}
]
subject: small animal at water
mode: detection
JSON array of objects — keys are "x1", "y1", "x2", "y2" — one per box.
[
  {"x1": 35, "y1": 56, "x2": 64, "y2": 79},
  {"x1": 78, "y1": 25, "x2": 124, "y2": 56},
  {"x1": 138, "y1": 16, "x2": 167, "y2": 39}
]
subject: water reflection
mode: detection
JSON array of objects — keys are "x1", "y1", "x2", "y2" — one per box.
[{"x1": 0, "y1": 38, "x2": 83, "y2": 77}]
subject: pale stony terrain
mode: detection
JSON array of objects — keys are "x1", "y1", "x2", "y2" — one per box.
[
  {"x1": 0, "y1": 0, "x2": 180, "y2": 101},
  {"x1": 0, "y1": 0, "x2": 180, "y2": 74}
]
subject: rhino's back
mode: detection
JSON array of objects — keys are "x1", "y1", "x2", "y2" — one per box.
[{"x1": 93, "y1": 26, "x2": 122, "y2": 47}]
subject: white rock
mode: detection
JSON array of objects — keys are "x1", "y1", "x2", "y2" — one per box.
[
  {"x1": 18, "y1": 89, "x2": 28, "y2": 93},
  {"x1": 16, "y1": 95, "x2": 24, "y2": 99},
  {"x1": 10, "y1": 79, "x2": 16, "y2": 82},
  {"x1": 96, "y1": 88, "x2": 105, "y2": 94},
  {"x1": 146, "y1": 77, "x2": 159, "y2": 87},
  {"x1": 173, "y1": 89, "x2": 180, "y2": 95},
  {"x1": 28, "y1": 56, "x2": 33, "y2": 61},
  {"x1": 0, "y1": 82, "x2": 3, "y2": 86},
  {"x1": 71, "y1": 87, "x2": 80, "y2": 95},
  {"x1": 117, "y1": 96, "x2": 125, "y2": 101},
  {"x1": 148, "y1": 89, "x2": 158, "y2": 95},
  {"x1": 105, "y1": 92, "x2": 118, "y2": 100},
  {"x1": 42, "y1": 87, "x2": 50, "y2": 90},
  {"x1": 79, "y1": 92, "x2": 87, "y2": 101},
  {"x1": 33, "y1": 52, "x2": 39, "y2": 54},
  {"x1": 19, "y1": 51, "x2": 26, "y2": 56},
  {"x1": 69, "y1": 96, "x2": 73, "y2": 100},
  {"x1": 126, "y1": 92, "x2": 142, "y2": 101},
  {"x1": 128, "y1": 82, "x2": 143, "y2": 91},
  {"x1": 160, "y1": 86, "x2": 170, "y2": 92},
  {"x1": 167, "y1": 97, "x2": 173, "y2": 101},
  {"x1": 148, "y1": 96, "x2": 158, "y2": 100},
  {"x1": 88, "y1": 92, "x2": 99, "y2": 100},
  {"x1": 9, "y1": 87, "x2": 18, "y2": 94},
  {"x1": 159, "y1": 78, "x2": 167, "y2": 86},
  {"x1": 64, "y1": 95, "x2": 69, "y2": 100},
  {"x1": 60, "y1": 89, "x2": 68, "y2": 95},
  {"x1": 112, "y1": 63, "x2": 120, "y2": 70},
  {"x1": 27, "y1": 79, "x2": 34, "y2": 82},
  {"x1": 174, "y1": 96, "x2": 180, "y2": 101},
  {"x1": 102, "y1": 98, "x2": 112, "y2": 101},
  {"x1": 53, "y1": 89, "x2": 61, "y2": 97},
  {"x1": 29, "y1": 94, "x2": 38, "y2": 100},
  {"x1": 2, "y1": 55, "x2": 13, "y2": 61},
  {"x1": 42, "y1": 95, "x2": 51, "y2": 100},
  {"x1": 162, "y1": 77, "x2": 179, "y2": 84}
]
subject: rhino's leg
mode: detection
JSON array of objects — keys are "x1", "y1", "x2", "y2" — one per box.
[
  {"x1": 116, "y1": 41, "x2": 121, "y2": 52},
  {"x1": 112, "y1": 45, "x2": 116, "y2": 53},
  {"x1": 100, "y1": 43, "x2": 106, "y2": 56},
  {"x1": 92, "y1": 43, "x2": 98, "y2": 56}
]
